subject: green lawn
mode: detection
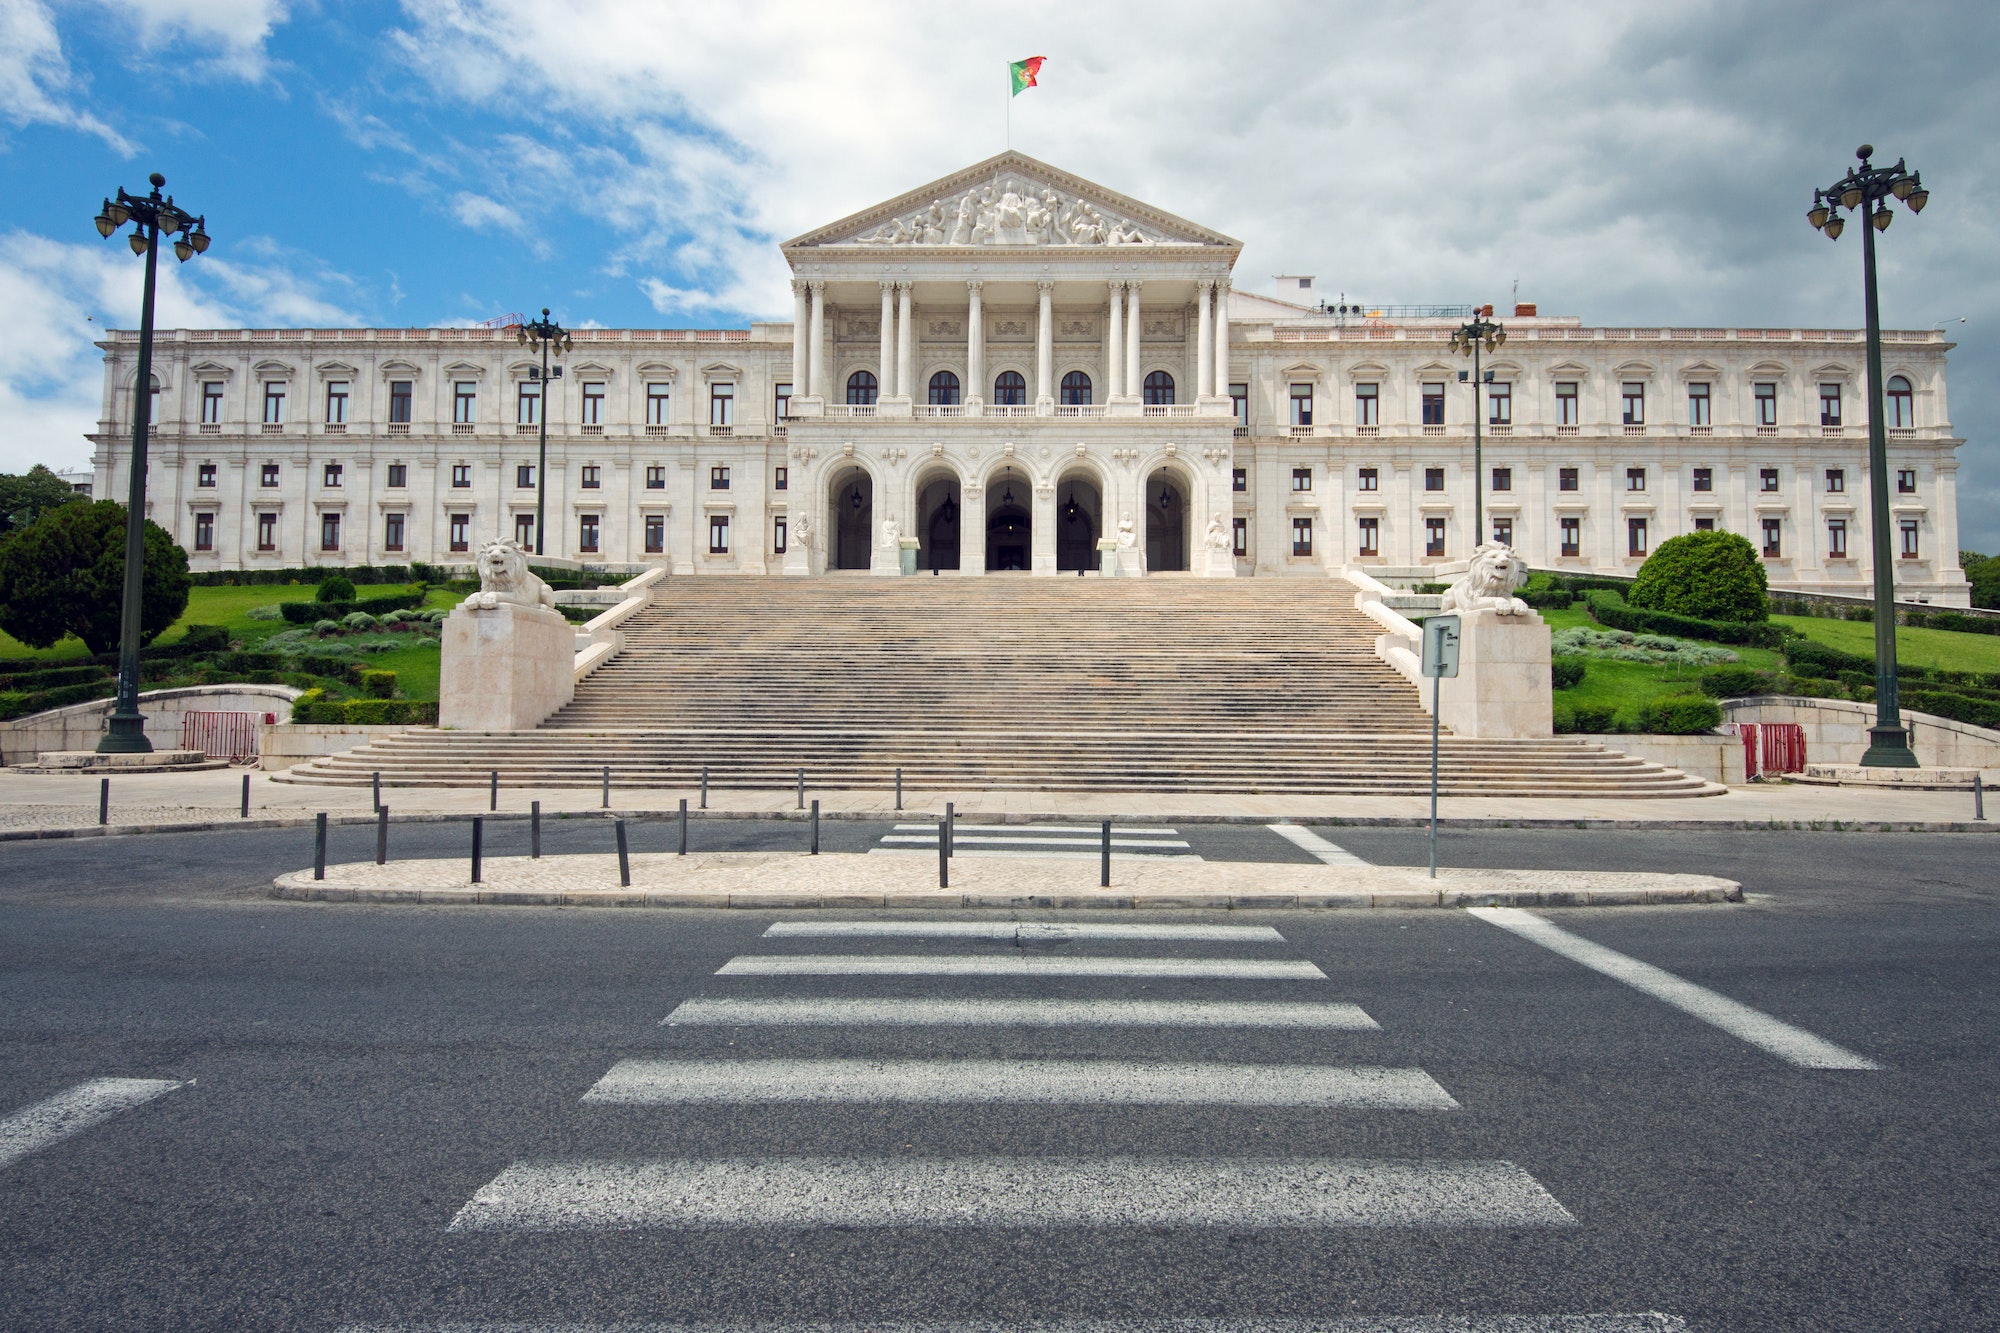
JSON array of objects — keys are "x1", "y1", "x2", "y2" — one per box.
[{"x1": 1773, "y1": 614, "x2": 2000, "y2": 674}]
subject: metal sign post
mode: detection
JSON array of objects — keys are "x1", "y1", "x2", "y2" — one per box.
[{"x1": 1421, "y1": 615, "x2": 1462, "y2": 880}]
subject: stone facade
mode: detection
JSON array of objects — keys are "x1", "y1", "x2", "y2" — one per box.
[{"x1": 91, "y1": 151, "x2": 1970, "y2": 603}]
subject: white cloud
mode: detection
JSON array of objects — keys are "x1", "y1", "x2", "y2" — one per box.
[
  {"x1": 90, "y1": 0, "x2": 290, "y2": 81},
  {"x1": 450, "y1": 190, "x2": 528, "y2": 236},
  {"x1": 0, "y1": 0, "x2": 132, "y2": 152}
]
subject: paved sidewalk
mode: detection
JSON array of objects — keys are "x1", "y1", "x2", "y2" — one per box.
[{"x1": 0, "y1": 763, "x2": 1992, "y2": 837}]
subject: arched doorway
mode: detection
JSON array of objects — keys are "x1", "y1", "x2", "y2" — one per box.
[
  {"x1": 830, "y1": 468, "x2": 873, "y2": 570},
  {"x1": 1145, "y1": 468, "x2": 1188, "y2": 572},
  {"x1": 986, "y1": 468, "x2": 1031, "y2": 572},
  {"x1": 1055, "y1": 470, "x2": 1102, "y2": 572},
  {"x1": 915, "y1": 472, "x2": 962, "y2": 571}
]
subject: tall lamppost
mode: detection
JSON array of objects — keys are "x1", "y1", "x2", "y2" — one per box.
[
  {"x1": 1449, "y1": 309, "x2": 1506, "y2": 549},
  {"x1": 1807, "y1": 144, "x2": 1930, "y2": 768},
  {"x1": 516, "y1": 308, "x2": 572, "y2": 558},
  {"x1": 91, "y1": 173, "x2": 210, "y2": 754}
]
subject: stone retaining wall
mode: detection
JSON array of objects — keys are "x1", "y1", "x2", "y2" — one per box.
[
  {"x1": 259, "y1": 722, "x2": 425, "y2": 771},
  {"x1": 0, "y1": 685, "x2": 299, "y2": 762},
  {"x1": 1721, "y1": 695, "x2": 2000, "y2": 770}
]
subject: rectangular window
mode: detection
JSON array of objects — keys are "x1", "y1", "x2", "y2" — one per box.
[
  {"x1": 774, "y1": 382, "x2": 792, "y2": 422},
  {"x1": 1900, "y1": 518, "x2": 1920, "y2": 559},
  {"x1": 1288, "y1": 384, "x2": 1313, "y2": 427},
  {"x1": 1621, "y1": 382, "x2": 1645, "y2": 425},
  {"x1": 325, "y1": 381, "x2": 348, "y2": 425},
  {"x1": 1762, "y1": 517, "x2": 1782, "y2": 558},
  {"x1": 646, "y1": 465, "x2": 666, "y2": 490},
  {"x1": 1493, "y1": 516, "x2": 1514, "y2": 547},
  {"x1": 1560, "y1": 516, "x2": 1581, "y2": 557},
  {"x1": 1897, "y1": 469, "x2": 1917, "y2": 494},
  {"x1": 1424, "y1": 517, "x2": 1447, "y2": 558},
  {"x1": 580, "y1": 465, "x2": 601, "y2": 490},
  {"x1": 1421, "y1": 383, "x2": 1445, "y2": 426},
  {"x1": 646, "y1": 513, "x2": 666, "y2": 554},
  {"x1": 388, "y1": 381, "x2": 413, "y2": 425},
  {"x1": 647, "y1": 382, "x2": 672, "y2": 426},
  {"x1": 1488, "y1": 383, "x2": 1511, "y2": 426},
  {"x1": 514, "y1": 513, "x2": 535, "y2": 548},
  {"x1": 1827, "y1": 518, "x2": 1847, "y2": 558},
  {"x1": 1358, "y1": 467, "x2": 1378, "y2": 492},
  {"x1": 1819, "y1": 383, "x2": 1842, "y2": 427},
  {"x1": 451, "y1": 464, "x2": 471, "y2": 488},
  {"x1": 197, "y1": 463, "x2": 217, "y2": 487},
  {"x1": 516, "y1": 464, "x2": 535, "y2": 489},
  {"x1": 1491, "y1": 467, "x2": 1512, "y2": 493},
  {"x1": 1694, "y1": 516, "x2": 1715, "y2": 532},
  {"x1": 1759, "y1": 467, "x2": 1780, "y2": 492},
  {"x1": 1232, "y1": 467, "x2": 1247, "y2": 493},
  {"x1": 386, "y1": 463, "x2": 407, "y2": 488},
  {"x1": 262, "y1": 382, "x2": 286, "y2": 424},
  {"x1": 1355, "y1": 383, "x2": 1379, "y2": 426},
  {"x1": 322, "y1": 463, "x2": 342, "y2": 487},
  {"x1": 1693, "y1": 467, "x2": 1713, "y2": 492},
  {"x1": 260, "y1": 463, "x2": 280, "y2": 487},
  {"x1": 581, "y1": 382, "x2": 605, "y2": 425},
  {"x1": 770, "y1": 515, "x2": 785, "y2": 555},
  {"x1": 710, "y1": 465, "x2": 731, "y2": 491},
  {"x1": 1825, "y1": 467, "x2": 1845, "y2": 493},
  {"x1": 775, "y1": 466, "x2": 789, "y2": 491},
  {"x1": 578, "y1": 514, "x2": 600, "y2": 553},
  {"x1": 449, "y1": 513, "x2": 470, "y2": 552},
  {"x1": 1357, "y1": 516, "x2": 1379, "y2": 557},
  {"x1": 453, "y1": 381, "x2": 477, "y2": 424},
  {"x1": 1626, "y1": 467, "x2": 1646, "y2": 491},
  {"x1": 1559, "y1": 466, "x2": 1579, "y2": 492},
  {"x1": 1290, "y1": 467, "x2": 1311, "y2": 492},
  {"x1": 517, "y1": 382, "x2": 541, "y2": 426},
  {"x1": 1755, "y1": 382, "x2": 1777, "y2": 427},
  {"x1": 193, "y1": 512, "x2": 214, "y2": 551},
  {"x1": 1424, "y1": 467, "x2": 1444, "y2": 492},
  {"x1": 1232, "y1": 516, "x2": 1247, "y2": 557},
  {"x1": 1627, "y1": 517, "x2": 1647, "y2": 558},
  {"x1": 1291, "y1": 516, "x2": 1313, "y2": 557},
  {"x1": 201, "y1": 382, "x2": 224, "y2": 424},
  {"x1": 256, "y1": 512, "x2": 277, "y2": 551},
  {"x1": 320, "y1": 512, "x2": 341, "y2": 552},
  {"x1": 708, "y1": 514, "x2": 730, "y2": 554},
  {"x1": 1688, "y1": 382, "x2": 1710, "y2": 426},
  {"x1": 1229, "y1": 383, "x2": 1248, "y2": 429},
  {"x1": 1556, "y1": 382, "x2": 1579, "y2": 426},
  {"x1": 710, "y1": 383, "x2": 734, "y2": 426},
  {"x1": 384, "y1": 512, "x2": 405, "y2": 551}
]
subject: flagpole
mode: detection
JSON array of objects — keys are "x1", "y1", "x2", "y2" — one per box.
[{"x1": 1005, "y1": 65, "x2": 1011, "y2": 150}]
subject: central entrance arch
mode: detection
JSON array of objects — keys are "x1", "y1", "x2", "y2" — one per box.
[
  {"x1": 830, "y1": 468, "x2": 873, "y2": 570},
  {"x1": 915, "y1": 471, "x2": 962, "y2": 571},
  {"x1": 1055, "y1": 469, "x2": 1103, "y2": 572},
  {"x1": 1145, "y1": 467, "x2": 1189, "y2": 572},
  {"x1": 985, "y1": 467, "x2": 1031, "y2": 572}
]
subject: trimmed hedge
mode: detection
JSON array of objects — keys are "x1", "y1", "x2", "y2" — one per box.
[
  {"x1": 188, "y1": 565, "x2": 423, "y2": 587},
  {"x1": 290, "y1": 698, "x2": 438, "y2": 725},
  {"x1": 0, "y1": 678, "x2": 118, "y2": 721},
  {"x1": 0, "y1": 664, "x2": 109, "y2": 691},
  {"x1": 1698, "y1": 665, "x2": 1776, "y2": 698},
  {"x1": 278, "y1": 592, "x2": 427, "y2": 624},
  {"x1": 1551, "y1": 657, "x2": 1587, "y2": 689},
  {"x1": 1586, "y1": 591, "x2": 1790, "y2": 648},
  {"x1": 1636, "y1": 692, "x2": 1724, "y2": 734},
  {"x1": 1554, "y1": 701, "x2": 1619, "y2": 733},
  {"x1": 360, "y1": 670, "x2": 397, "y2": 699},
  {"x1": 1628, "y1": 531, "x2": 1769, "y2": 623},
  {"x1": 1904, "y1": 689, "x2": 2000, "y2": 729}
]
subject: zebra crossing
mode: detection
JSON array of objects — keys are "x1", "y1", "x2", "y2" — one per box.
[{"x1": 871, "y1": 822, "x2": 1200, "y2": 860}]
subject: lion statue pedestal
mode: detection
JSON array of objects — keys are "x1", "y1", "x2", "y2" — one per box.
[
  {"x1": 439, "y1": 540, "x2": 575, "y2": 731},
  {"x1": 1434, "y1": 542, "x2": 1553, "y2": 740}
]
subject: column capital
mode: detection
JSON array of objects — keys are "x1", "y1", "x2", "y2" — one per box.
[
  {"x1": 1126, "y1": 279, "x2": 1143, "y2": 291},
  {"x1": 879, "y1": 279, "x2": 897, "y2": 292},
  {"x1": 897, "y1": 280, "x2": 914, "y2": 292},
  {"x1": 1037, "y1": 279, "x2": 1055, "y2": 294},
  {"x1": 807, "y1": 279, "x2": 825, "y2": 293},
  {"x1": 966, "y1": 279, "x2": 984, "y2": 293},
  {"x1": 1197, "y1": 277, "x2": 1215, "y2": 293},
  {"x1": 792, "y1": 278, "x2": 809, "y2": 295}
]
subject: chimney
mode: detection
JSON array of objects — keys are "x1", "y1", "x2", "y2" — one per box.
[
  {"x1": 1514, "y1": 302, "x2": 1537, "y2": 317},
  {"x1": 1479, "y1": 304, "x2": 1494, "y2": 317}
]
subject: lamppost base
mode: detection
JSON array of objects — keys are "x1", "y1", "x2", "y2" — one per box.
[
  {"x1": 95, "y1": 714, "x2": 154, "y2": 755},
  {"x1": 1860, "y1": 724, "x2": 1919, "y2": 768}
]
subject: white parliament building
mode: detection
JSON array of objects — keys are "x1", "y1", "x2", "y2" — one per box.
[{"x1": 92, "y1": 151, "x2": 1970, "y2": 603}]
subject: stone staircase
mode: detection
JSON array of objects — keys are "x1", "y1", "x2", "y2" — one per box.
[{"x1": 278, "y1": 577, "x2": 1718, "y2": 796}]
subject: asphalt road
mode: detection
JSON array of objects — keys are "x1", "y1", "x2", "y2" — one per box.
[{"x1": 0, "y1": 822, "x2": 1996, "y2": 1332}]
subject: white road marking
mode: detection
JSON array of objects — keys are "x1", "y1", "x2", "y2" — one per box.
[
  {"x1": 1267, "y1": 823, "x2": 1371, "y2": 866},
  {"x1": 716, "y1": 954, "x2": 1326, "y2": 979},
  {"x1": 0, "y1": 1078, "x2": 185, "y2": 1171},
  {"x1": 893, "y1": 823, "x2": 1183, "y2": 835},
  {"x1": 881, "y1": 835, "x2": 1193, "y2": 849},
  {"x1": 584, "y1": 1059, "x2": 1453, "y2": 1108},
  {"x1": 868, "y1": 848, "x2": 1204, "y2": 862},
  {"x1": 448, "y1": 1156, "x2": 1576, "y2": 1231},
  {"x1": 762, "y1": 921, "x2": 1284, "y2": 942},
  {"x1": 336, "y1": 1315, "x2": 1689, "y2": 1331},
  {"x1": 1469, "y1": 907, "x2": 1882, "y2": 1071},
  {"x1": 663, "y1": 997, "x2": 1378, "y2": 1028}
]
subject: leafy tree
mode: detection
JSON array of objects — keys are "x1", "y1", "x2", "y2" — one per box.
[
  {"x1": 1964, "y1": 551, "x2": 2000, "y2": 610},
  {"x1": 0, "y1": 466, "x2": 84, "y2": 537},
  {"x1": 1628, "y1": 530, "x2": 1769, "y2": 623},
  {"x1": 315, "y1": 573, "x2": 356, "y2": 602},
  {"x1": 0, "y1": 499, "x2": 190, "y2": 653}
]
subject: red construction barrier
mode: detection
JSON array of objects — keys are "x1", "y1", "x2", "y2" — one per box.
[
  {"x1": 1761, "y1": 723, "x2": 1807, "y2": 775},
  {"x1": 1739, "y1": 723, "x2": 1760, "y2": 779},
  {"x1": 181, "y1": 711, "x2": 260, "y2": 761}
]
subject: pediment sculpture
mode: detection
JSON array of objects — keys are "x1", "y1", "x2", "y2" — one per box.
[{"x1": 844, "y1": 175, "x2": 1178, "y2": 248}]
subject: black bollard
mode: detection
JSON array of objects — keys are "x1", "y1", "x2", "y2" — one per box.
[
  {"x1": 241, "y1": 772, "x2": 251, "y2": 819},
  {"x1": 1978, "y1": 771, "x2": 1987, "y2": 822},
  {"x1": 615, "y1": 818, "x2": 631, "y2": 887},
  {"x1": 490, "y1": 770, "x2": 498, "y2": 812},
  {"x1": 896, "y1": 768, "x2": 902, "y2": 811},
  {"x1": 602, "y1": 765, "x2": 610, "y2": 810},
  {"x1": 1101, "y1": 819, "x2": 1111, "y2": 888},
  {"x1": 811, "y1": 798, "x2": 820, "y2": 855},
  {"x1": 471, "y1": 816, "x2": 483, "y2": 884},
  {"x1": 99, "y1": 776, "x2": 109, "y2": 826},
  {"x1": 679, "y1": 798, "x2": 688, "y2": 856},
  {"x1": 938, "y1": 817, "x2": 948, "y2": 889},
  {"x1": 376, "y1": 805, "x2": 389, "y2": 865},
  {"x1": 700, "y1": 766, "x2": 708, "y2": 810},
  {"x1": 372, "y1": 770, "x2": 381, "y2": 813},
  {"x1": 531, "y1": 800, "x2": 542, "y2": 859},
  {"x1": 946, "y1": 801, "x2": 955, "y2": 860},
  {"x1": 796, "y1": 768, "x2": 805, "y2": 810},
  {"x1": 313, "y1": 812, "x2": 327, "y2": 881}
]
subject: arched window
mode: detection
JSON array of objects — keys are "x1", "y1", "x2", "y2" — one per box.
[
  {"x1": 1143, "y1": 371, "x2": 1175, "y2": 406},
  {"x1": 847, "y1": 370, "x2": 878, "y2": 406},
  {"x1": 928, "y1": 370, "x2": 961, "y2": 406},
  {"x1": 1061, "y1": 371, "x2": 1092, "y2": 406},
  {"x1": 1887, "y1": 375, "x2": 1914, "y2": 429},
  {"x1": 993, "y1": 370, "x2": 1027, "y2": 406}
]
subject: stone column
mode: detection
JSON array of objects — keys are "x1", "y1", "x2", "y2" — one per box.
[
  {"x1": 961, "y1": 482, "x2": 985, "y2": 574},
  {"x1": 1125, "y1": 281, "x2": 1143, "y2": 402},
  {"x1": 806, "y1": 281, "x2": 826, "y2": 400},
  {"x1": 1105, "y1": 280, "x2": 1125, "y2": 401},
  {"x1": 791, "y1": 281, "x2": 809, "y2": 400},
  {"x1": 1196, "y1": 279, "x2": 1215, "y2": 399},
  {"x1": 966, "y1": 280, "x2": 985, "y2": 406},
  {"x1": 877, "y1": 282, "x2": 895, "y2": 403},
  {"x1": 1214, "y1": 278, "x2": 1231, "y2": 401},
  {"x1": 1031, "y1": 483, "x2": 1058, "y2": 575},
  {"x1": 1035, "y1": 281, "x2": 1054, "y2": 407},
  {"x1": 896, "y1": 282, "x2": 914, "y2": 401}
]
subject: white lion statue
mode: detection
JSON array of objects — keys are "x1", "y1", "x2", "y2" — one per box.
[
  {"x1": 462, "y1": 539, "x2": 556, "y2": 611},
  {"x1": 1439, "y1": 541, "x2": 1531, "y2": 616}
]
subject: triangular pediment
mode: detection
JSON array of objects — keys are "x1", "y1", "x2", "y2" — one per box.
[{"x1": 784, "y1": 151, "x2": 1238, "y2": 252}]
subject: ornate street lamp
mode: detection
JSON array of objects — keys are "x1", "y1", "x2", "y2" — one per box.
[
  {"x1": 1808, "y1": 144, "x2": 1929, "y2": 768},
  {"x1": 1449, "y1": 309, "x2": 1506, "y2": 549},
  {"x1": 516, "y1": 307, "x2": 573, "y2": 557},
  {"x1": 91, "y1": 173, "x2": 210, "y2": 754}
]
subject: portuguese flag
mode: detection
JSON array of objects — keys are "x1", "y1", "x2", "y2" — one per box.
[{"x1": 1010, "y1": 56, "x2": 1046, "y2": 96}]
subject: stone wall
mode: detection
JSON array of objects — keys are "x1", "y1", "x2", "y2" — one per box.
[
  {"x1": 1721, "y1": 696, "x2": 2000, "y2": 770},
  {"x1": 1598, "y1": 734, "x2": 1748, "y2": 785},
  {"x1": 0, "y1": 685, "x2": 299, "y2": 763},
  {"x1": 260, "y1": 722, "x2": 421, "y2": 771}
]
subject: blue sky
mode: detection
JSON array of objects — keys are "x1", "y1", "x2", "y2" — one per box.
[{"x1": 4, "y1": 0, "x2": 1996, "y2": 550}]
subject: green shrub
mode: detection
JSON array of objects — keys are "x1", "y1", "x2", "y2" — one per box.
[
  {"x1": 292, "y1": 654, "x2": 361, "y2": 682},
  {"x1": 1587, "y1": 590, "x2": 1789, "y2": 648},
  {"x1": 1555, "y1": 701, "x2": 1619, "y2": 733},
  {"x1": 1699, "y1": 665, "x2": 1774, "y2": 697},
  {"x1": 315, "y1": 574, "x2": 356, "y2": 603},
  {"x1": 1636, "y1": 692, "x2": 1724, "y2": 735},
  {"x1": 290, "y1": 697, "x2": 437, "y2": 725},
  {"x1": 1551, "y1": 656, "x2": 1587, "y2": 689},
  {"x1": 1904, "y1": 689, "x2": 2000, "y2": 729},
  {"x1": 312, "y1": 619, "x2": 340, "y2": 635},
  {"x1": 360, "y1": 669, "x2": 397, "y2": 699},
  {"x1": 178, "y1": 623, "x2": 230, "y2": 652},
  {"x1": 1629, "y1": 531, "x2": 1769, "y2": 623},
  {"x1": 1518, "y1": 588, "x2": 1578, "y2": 611},
  {"x1": 244, "y1": 603, "x2": 282, "y2": 621},
  {"x1": 279, "y1": 591, "x2": 425, "y2": 624},
  {"x1": 0, "y1": 499, "x2": 190, "y2": 654},
  {"x1": 342, "y1": 611, "x2": 378, "y2": 629}
]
